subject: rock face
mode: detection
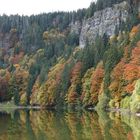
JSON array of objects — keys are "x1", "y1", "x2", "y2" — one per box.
[
  {"x1": 0, "y1": 31, "x2": 18, "y2": 49},
  {"x1": 79, "y1": 1, "x2": 129, "y2": 48},
  {"x1": 70, "y1": 21, "x2": 82, "y2": 35}
]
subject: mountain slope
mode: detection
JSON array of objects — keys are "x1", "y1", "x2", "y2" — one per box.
[{"x1": 0, "y1": 0, "x2": 140, "y2": 113}]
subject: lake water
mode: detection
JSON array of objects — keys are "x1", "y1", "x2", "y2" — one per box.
[{"x1": 0, "y1": 109, "x2": 140, "y2": 140}]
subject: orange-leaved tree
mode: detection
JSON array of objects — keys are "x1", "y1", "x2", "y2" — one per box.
[
  {"x1": 89, "y1": 62, "x2": 104, "y2": 105},
  {"x1": 66, "y1": 61, "x2": 82, "y2": 105}
]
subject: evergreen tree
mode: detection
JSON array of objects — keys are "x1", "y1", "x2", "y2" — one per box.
[{"x1": 8, "y1": 76, "x2": 20, "y2": 105}]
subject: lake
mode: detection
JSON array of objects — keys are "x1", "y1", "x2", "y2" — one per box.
[{"x1": 0, "y1": 109, "x2": 140, "y2": 140}]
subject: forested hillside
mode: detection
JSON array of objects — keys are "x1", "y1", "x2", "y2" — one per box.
[{"x1": 0, "y1": 0, "x2": 140, "y2": 113}]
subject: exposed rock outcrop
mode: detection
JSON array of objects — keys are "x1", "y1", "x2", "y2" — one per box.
[
  {"x1": 79, "y1": 1, "x2": 129, "y2": 48},
  {"x1": 70, "y1": 21, "x2": 81, "y2": 35}
]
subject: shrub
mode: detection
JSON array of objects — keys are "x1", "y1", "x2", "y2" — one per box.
[{"x1": 130, "y1": 79, "x2": 140, "y2": 113}]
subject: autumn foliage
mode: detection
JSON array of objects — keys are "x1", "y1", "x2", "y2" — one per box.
[
  {"x1": 0, "y1": 70, "x2": 11, "y2": 101},
  {"x1": 81, "y1": 62, "x2": 104, "y2": 107},
  {"x1": 90, "y1": 62, "x2": 104, "y2": 105},
  {"x1": 31, "y1": 59, "x2": 65, "y2": 107},
  {"x1": 109, "y1": 44, "x2": 140, "y2": 108},
  {"x1": 0, "y1": 19, "x2": 140, "y2": 112},
  {"x1": 66, "y1": 62, "x2": 82, "y2": 105},
  {"x1": 129, "y1": 25, "x2": 140, "y2": 40}
]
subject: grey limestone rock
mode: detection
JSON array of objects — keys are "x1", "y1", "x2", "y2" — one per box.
[
  {"x1": 79, "y1": 1, "x2": 129, "y2": 48},
  {"x1": 70, "y1": 21, "x2": 82, "y2": 35}
]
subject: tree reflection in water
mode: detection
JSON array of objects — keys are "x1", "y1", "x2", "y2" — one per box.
[{"x1": 0, "y1": 109, "x2": 139, "y2": 140}]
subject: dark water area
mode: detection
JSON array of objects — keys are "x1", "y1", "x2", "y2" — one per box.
[{"x1": 0, "y1": 109, "x2": 140, "y2": 140}]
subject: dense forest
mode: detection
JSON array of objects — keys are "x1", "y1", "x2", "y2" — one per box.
[{"x1": 0, "y1": 0, "x2": 140, "y2": 113}]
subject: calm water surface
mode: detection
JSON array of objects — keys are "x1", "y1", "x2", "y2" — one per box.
[{"x1": 0, "y1": 109, "x2": 140, "y2": 140}]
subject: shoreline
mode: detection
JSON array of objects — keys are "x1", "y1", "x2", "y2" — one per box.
[
  {"x1": 0, "y1": 105, "x2": 140, "y2": 117},
  {"x1": 0, "y1": 100, "x2": 140, "y2": 117},
  {"x1": 0, "y1": 106, "x2": 42, "y2": 109},
  {"x1": 107, "y1": 108, "x2": 140, "y2": 117}
]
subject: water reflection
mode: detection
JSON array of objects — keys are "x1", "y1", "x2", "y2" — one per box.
[{"x1": 0, "y1": 109, "x2": 139, "y2": 140}]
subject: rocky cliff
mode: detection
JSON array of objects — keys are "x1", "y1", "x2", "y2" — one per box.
[{"x1": 79, "y1": 1, "x2": 129, "y2": 48}]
